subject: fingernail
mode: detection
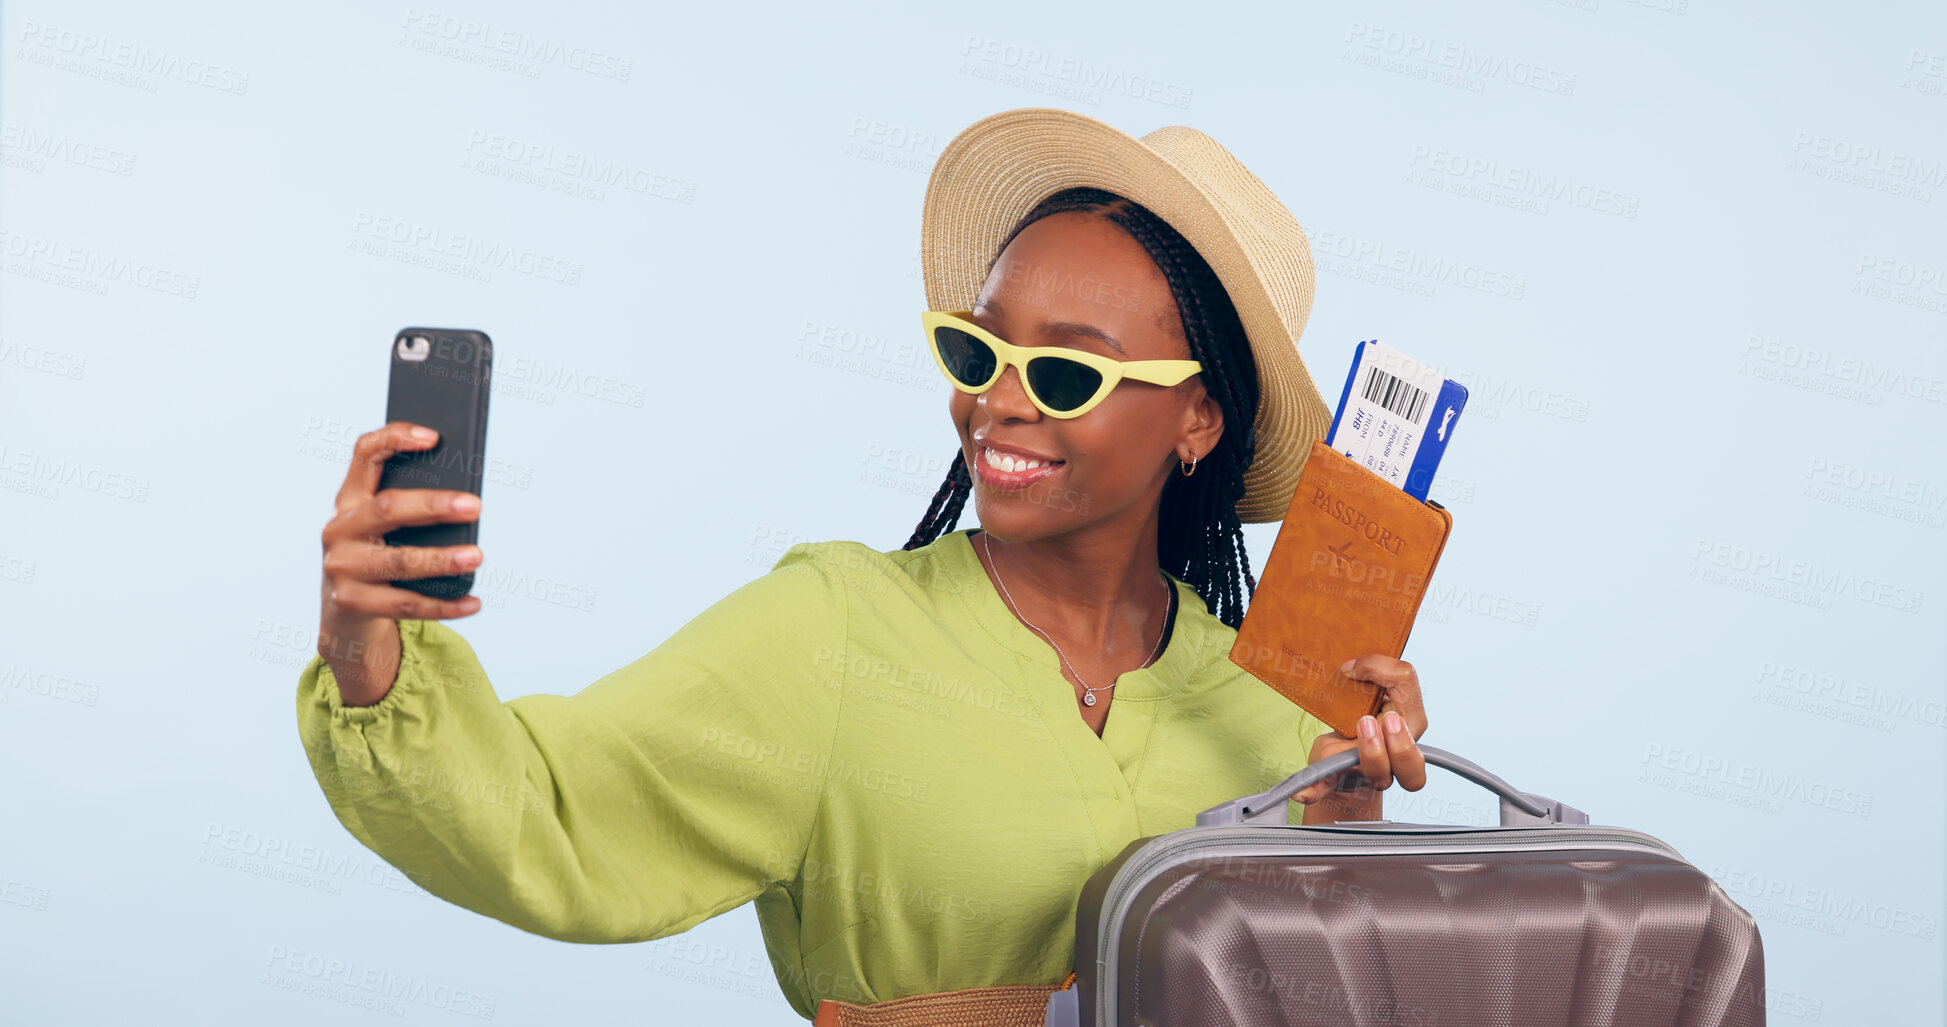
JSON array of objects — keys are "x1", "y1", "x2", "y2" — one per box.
[
  {"x1": 456, "y1": 547, "x2": 481, "y2": 568},
  {"x1": 411, "y1": 426, "x2": 437, "y2": 442},
  {"x1": 1359, "y1": 715, "x2": 1377, "y2": 740},
  {"x1": 452, "y1": 495, "x2": 479, "y2": 513},
  {"x1": 1339, "y1": 659, "x2": 1356, "y2": 675},
  {"x1": 1385, "y1": 711, "x2": 1405, "y2": 735}
]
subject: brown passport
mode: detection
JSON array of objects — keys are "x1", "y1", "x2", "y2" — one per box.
[{"x1": 1230, "y1": 441, "x2": 1455, "y2": 738}]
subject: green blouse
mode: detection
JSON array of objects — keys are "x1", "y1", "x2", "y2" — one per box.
[{"x1": 295, "y1": 528, "x2": 1331, "y2": 1019}]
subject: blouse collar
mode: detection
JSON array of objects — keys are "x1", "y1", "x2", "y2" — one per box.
[{"x1": 939, "y1": 528, "x2": 1208, "y2": 702}]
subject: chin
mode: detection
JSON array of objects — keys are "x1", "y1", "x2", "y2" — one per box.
[{"x1": 970, "y1": 487, "x2": 1093, "y2": 543}]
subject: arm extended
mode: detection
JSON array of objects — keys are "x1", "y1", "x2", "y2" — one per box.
[{"x1": 295, "y1": 548, "x2": 847, "y2": 943}]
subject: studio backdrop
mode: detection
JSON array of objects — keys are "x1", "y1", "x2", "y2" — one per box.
[{"x1": 2, "y1": 1, "x2": 1942, "y2": 1023}]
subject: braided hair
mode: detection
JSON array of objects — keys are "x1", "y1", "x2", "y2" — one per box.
[{"x1": 902, "y1": 187, "x2": 1262, "y2": 629}]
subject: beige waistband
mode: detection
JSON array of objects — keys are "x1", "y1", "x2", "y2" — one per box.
[{"x1": 811, "y1": 971, "x2": 1075, "y2": 1027}]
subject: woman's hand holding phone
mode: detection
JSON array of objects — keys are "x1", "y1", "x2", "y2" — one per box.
[{"x1": 317, "y1": 421, "x2": 485, "y2": 706}]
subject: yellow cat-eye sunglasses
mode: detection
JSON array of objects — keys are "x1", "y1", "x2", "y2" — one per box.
[{"x1": 920, "y1": 310, "x2": 1203, "y2": 420}]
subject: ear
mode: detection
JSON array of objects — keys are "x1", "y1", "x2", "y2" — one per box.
[{"x1": 1178, "y1": 383, "x2": 1225, "y2": 462}]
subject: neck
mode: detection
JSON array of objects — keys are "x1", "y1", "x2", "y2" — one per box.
[{"x1": 976, "y1": 513, "x2": 1170, "y2": 653}]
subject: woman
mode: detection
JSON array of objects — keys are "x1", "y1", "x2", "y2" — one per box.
[{"x1": 300, "y1": 108, "x2": 1431, "y2": 1023}]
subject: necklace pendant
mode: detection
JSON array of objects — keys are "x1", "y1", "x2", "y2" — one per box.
[{"x1": 1082, "y1": 690, "x2": 1097, "y2": 707}]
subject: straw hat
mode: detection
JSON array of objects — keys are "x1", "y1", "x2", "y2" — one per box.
[{"x1": 919, "y1": 107, "x2": 1333, "y2": 524}]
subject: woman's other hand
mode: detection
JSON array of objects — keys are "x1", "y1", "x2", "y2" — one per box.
[{"x1": 1293, "y1": 655, "x2": 1429, "y2": 819}]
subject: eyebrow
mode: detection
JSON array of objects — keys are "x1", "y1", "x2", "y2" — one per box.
[{"x1": 974, "y1": 297, "x2": 1127, "y2": 355}]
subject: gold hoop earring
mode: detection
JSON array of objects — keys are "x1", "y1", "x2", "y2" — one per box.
[{"x1": 1179, "y1": 453, "x2": 1198, "y2": 477}]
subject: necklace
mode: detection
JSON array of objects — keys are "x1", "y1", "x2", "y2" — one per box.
[{"x1": 981, "y1": 532, "x2": 1170, "y2": 708}]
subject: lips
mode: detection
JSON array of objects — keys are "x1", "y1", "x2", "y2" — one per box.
[{"x1": 972, "y1": 441, "x2": 1064, "y2": 490}]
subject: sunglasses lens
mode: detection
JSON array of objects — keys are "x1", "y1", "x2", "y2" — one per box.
[
  {"x1": 932, "y1": 326, "x2": 997, "y2": 387},
  {"x1": 1026, "y1": 357, "x2": 1105, "y2": 413}
]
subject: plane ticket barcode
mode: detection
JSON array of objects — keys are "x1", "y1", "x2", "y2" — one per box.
[
  {"x1": 1362, "y1": 366, "x2": 1431, "y2": 425},
  {"x1": 1329, "y1": 338, "x2": 1467, "y2": 501}
]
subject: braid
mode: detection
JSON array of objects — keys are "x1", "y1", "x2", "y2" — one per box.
[
  {"x1": 902, "y1": 187, "x2": 1263, "y2": 630},
  {"x1": 902, "y1": 450, "x2": 972, "y2": 550}
]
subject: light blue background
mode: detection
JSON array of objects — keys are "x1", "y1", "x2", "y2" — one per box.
[{"x1": 3, "y1": 1, "x2": 1942, "y2": 1023}]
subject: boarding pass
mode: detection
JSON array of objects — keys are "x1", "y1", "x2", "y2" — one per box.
[{"x1": 1325, "y1": 340, "x2": 1469, "y2": 501}]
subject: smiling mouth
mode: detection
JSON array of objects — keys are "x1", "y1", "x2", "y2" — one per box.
[{"x1": 974, "y1": 443, "x2": 1064, "y2": 488}]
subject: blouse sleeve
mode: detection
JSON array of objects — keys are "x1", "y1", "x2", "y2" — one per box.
[{"x1": 294, "y1": 544, "x2": 847, "y2": 944}]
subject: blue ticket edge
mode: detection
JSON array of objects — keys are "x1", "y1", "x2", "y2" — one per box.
[
  {"x1": 1323, "y1": 340, "x2": 1371, "y2": 448},
  {"x1": 1403, "y1": 378, "x2": 1469, "y2": 501},
  {"x1": 1324, "y1": 340, "x2": 1470, "y2": 503}
]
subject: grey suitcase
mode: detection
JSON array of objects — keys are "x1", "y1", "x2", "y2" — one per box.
[{"x1": 1046, "y1": 746, "x2": 1765, "y2": 1027}]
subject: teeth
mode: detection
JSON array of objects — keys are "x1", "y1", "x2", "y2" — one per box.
[{"x1": 983, "y1": 447, "x2": 1050, "y2": 473}]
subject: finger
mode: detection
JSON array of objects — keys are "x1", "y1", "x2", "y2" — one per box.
[
  {"x1": 326, "y1": 488, "x2": 480, "y2": 542},
  {"x1": 1356, "y1": 714, "x2": 1394, "y2": 790},
  {"x1": 1294, "y1": 737, "x2": 1353, "y2": 804},
  {"x1": 326, "y1": 577, "x2": 482, "y2": 621},
  {"x1": 336, "y1": 423, "x2": 440, "y2": 514},
  {"x1": 1345, "y1": 654, "x2": 1426, "y2": 734},
  {"x1": 1378, "y1": 696, "x2": 1428, "y2": 741},
  {"x1": 1384, "y1": 679, "x2": 1428, "y2": 737},
  {"x1": 1381, "y1": 710, "x2": 1427, "y2": 790},
  {"x1": 325, "y1": 540, "x2": 482, "y2": 584},
  {"x1": 1340, "y1": 654, "x2": 1416, "y2": 690},
  {"x1": 1339, "y1": 654, "x2": 1409, "y2": 711}
]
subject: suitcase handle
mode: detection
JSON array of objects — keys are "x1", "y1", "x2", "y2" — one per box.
[{"x1": 1196, "y1": 744, "x2": 1588, "y2": 827}]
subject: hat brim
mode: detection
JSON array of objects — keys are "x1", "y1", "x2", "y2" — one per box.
[{"x1": 920, "y1": 107, "x2": 1332, "y2": 523}]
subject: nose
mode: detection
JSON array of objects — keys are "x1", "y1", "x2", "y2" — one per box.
[{"x1": 978, "y1": 364, "x2": 1041, "y2": 423}]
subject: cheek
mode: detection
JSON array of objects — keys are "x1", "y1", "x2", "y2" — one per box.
[
  {"x1": 948, "y1": 391, "x2": 976, "y2": 434},
  {"x1": 1099, "y1": 392, "x2": 1180, "y2": 443},
  {"x1": 1065, "y1": 421, "x2": 1149, "y2": 471},
  {"x1": 1066, "y1": 400, "x2": 1177, "y2": 477}
]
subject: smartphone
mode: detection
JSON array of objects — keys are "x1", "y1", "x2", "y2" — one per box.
[{"x1": 378, "y1": 327, "x2": 493, "y2": 599}]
